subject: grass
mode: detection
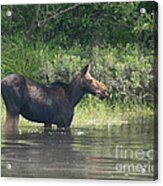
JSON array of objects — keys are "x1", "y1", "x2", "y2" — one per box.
[{"x1": 73, "y1": 102, "x2": 154, "y2": 129}]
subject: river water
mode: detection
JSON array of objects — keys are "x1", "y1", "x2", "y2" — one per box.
[{"x1": 1, "y1": 117, "x2": 157, "y2": 180}]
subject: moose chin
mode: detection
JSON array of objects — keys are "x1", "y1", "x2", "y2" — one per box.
[{"x1": 1, "y1": 64, "x2": 108, "y2": 130}]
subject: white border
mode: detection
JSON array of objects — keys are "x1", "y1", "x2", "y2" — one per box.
[{"x1": 1, "y1": 0, "x2": 162, "y2": 186}]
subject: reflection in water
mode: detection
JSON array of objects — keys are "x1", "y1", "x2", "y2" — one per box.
[{"x1": 1, "y1": 117, "x2": 157, "y2": 180}]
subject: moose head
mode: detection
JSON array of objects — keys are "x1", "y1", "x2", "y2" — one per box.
[{"x1": 77, "y1": 64, "x2": 108, "y2": 100}]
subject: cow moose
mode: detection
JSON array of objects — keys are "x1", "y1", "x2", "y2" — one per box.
[{"x1": 1, "y1": 64, "x2": 108, "y2": 130}]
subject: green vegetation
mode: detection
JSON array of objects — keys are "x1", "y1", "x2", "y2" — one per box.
[
  {"x1": 1, "y1": 2, "x2": 157, "y2": 126},
  {"x1": 1, "y1": 40, "x2": 156, "y2": 107}
]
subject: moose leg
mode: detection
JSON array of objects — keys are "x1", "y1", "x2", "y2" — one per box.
[
  {"x1": 57, "y1": 121, "x2": 71, "y2": 130},
  {"x1": 57, "y1": 116, "x2": 72, "y2": 130},
  {"x1": 4, "y1": 112, "x2": 19, "y2": 135},
  {"x1": 44, "y1": 123, "x2": 52, "y2": 130},
  {"x1": 57, "y1": 125, "x2": 70, "y2": 130}
]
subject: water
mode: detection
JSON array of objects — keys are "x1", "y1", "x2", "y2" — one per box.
[{"x1": 1, "y1": 117, "x2": 157, "y2": 180}]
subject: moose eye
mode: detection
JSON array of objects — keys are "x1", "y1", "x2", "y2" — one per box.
[{"x1": 88, "y1": 79, "x2": 93, "y2": 84}]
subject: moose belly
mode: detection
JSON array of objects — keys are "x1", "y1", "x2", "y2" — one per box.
[{"x1": 20, "y1": 101, "x2": 60, "y2": 124}]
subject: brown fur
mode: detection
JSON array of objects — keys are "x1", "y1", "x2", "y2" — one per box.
[{"x1": 1, "y1": 64, "x2": 108, "y2": 131}]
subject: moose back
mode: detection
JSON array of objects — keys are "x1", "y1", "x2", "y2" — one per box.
[{"x1": 1, "y1": 65, "x2": 108, "y2": 129}]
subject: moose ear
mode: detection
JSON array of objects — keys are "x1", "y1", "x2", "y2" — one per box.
[{"x1": 80, "y1": 64, "x2": 92, "y2": 76}]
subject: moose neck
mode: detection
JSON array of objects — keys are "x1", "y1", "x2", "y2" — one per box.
[{"x1": 69, "y1": 79, "x2": 85, "y2": 107}]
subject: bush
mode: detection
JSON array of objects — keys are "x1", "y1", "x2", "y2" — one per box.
[{"x1": 1, "y1": 37, "x2": 154, "y2": 107}]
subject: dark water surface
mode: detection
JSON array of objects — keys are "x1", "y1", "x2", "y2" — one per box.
[{"x1": 1, "y1": 117, "x2": 157, "y2": 180}]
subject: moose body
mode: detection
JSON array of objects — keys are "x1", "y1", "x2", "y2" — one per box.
[{"x1": 1, "y1": 65, "x2": 108, "y2": 130}]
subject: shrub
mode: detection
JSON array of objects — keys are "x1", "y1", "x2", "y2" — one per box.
[{"x1": 1, "y1": 38, "x2": 154, "y2": 107}]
